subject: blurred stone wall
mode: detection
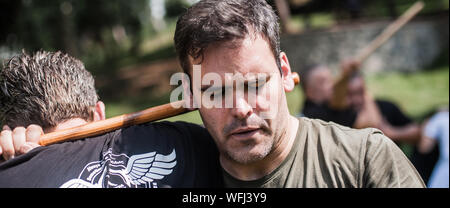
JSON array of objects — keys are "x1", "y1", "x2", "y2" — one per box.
[{"x1": 282, "y1": 14, "x2": 449, "y2": 75}]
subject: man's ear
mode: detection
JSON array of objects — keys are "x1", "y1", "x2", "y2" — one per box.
[
  {"x1": 280, "y1": 52, "x2": 295, "y2": 92},
  {"x1": 93, "y1": 101, "x2": 106, "y2": 121}
]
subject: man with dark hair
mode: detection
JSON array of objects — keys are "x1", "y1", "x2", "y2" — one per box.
[
  {"x1": 173, "y1": 0, "x2": 424, "y2": 187},
  {"x1": 0, "y1": 51, "x2": 222, "y2": 188}
]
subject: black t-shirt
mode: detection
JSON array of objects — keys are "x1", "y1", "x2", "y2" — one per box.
[
  {"x1": 302, "y1": 99, "x2": 357, "y2": 127},
  {"x1": 376, "y1": 99, "x2": 412, "y2": 127},
  {"x1": 0, "y1": 121, "x2": 223, "y2": 188},
  {"x1": 302, "y1": 99, "x2": 412, "y2": 128}
]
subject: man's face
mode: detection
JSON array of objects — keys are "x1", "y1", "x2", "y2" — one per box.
[
  {"x1": 189, "y1": 35, "x2": 293, "y2": 164},
  {"x1": 347, "y1": 76, "x2": 366, "y2": 112},
  {"x1": 305, "y1": 67, "x2": 333, "y2": 103}
]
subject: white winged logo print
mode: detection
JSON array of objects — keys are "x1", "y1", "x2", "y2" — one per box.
[
  {"x1": 60, "y1": 149, "x2": 177, "y2": 188},
  {"x1": 125, "y1": 149, "x2": 177, "y2": 185}
]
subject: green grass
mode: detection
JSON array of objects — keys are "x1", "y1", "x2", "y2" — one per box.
[
  {"x1": 163, "y1": 110, "x2": 203, "y2": 125},
  {"x1": 289, "y1": 13, "x2": 336, "y2": 32},
  {"x1": 366, "y1": 67, "x2": 449, "y2": 121},
  {"x1": 104, "y1": 66, "x2": 449, "y2": 125}
]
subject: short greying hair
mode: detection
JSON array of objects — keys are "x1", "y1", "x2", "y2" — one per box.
[
  {"x1": 174, "y1": 0, "x2": 281, "y2": 75},
  {"x1": 0, "y1": 50, "x2": 99, "y2": 129}
]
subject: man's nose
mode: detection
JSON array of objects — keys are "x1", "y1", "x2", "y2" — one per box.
[{"x1": 232, "y1": 97, "x2": 253, "y2": 120}]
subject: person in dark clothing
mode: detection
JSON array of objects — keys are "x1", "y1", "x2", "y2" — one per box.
[
  {"x1": 301, "y1": 62, "x2": 436, "y2": 182},
  {"x1": 0, "y1": 51, "x2": 223, "y2": 188},
  {"x1": 0, "y1": 121, "x2": 222, "y2": 188},
  {"x1": 300, "y1": 64, "x2": 358, "y2": 127},
  {"x1": 300, "y1": 62, "x2": 421, "y2": 144},
  {"x1": 346, "y1": 72, "x2": 421, "y2": 144},
  {"x1": 302, "y1": 99, "x2": 357, "y2": 127},
  {"x1": 346, "y1": 72, "x2": 442, "y2": 184}
]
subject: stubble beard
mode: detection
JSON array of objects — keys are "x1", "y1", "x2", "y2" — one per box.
[
  {"x1": 223, "y1": 134, "x2": 276, "y2": 165},
  {"x1": 221, "y1": 115, "x2": 276, "y2": 165}
]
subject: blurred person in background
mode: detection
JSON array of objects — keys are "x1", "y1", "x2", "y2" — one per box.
[
  {"x1": 300, "y1": 61, "x2": 359, "y2": 127},
  {"x1": 346, "y1": 71, "x2": 421, "y2": 145},
  {"x1": 300, "y1": 60, "x2": 421, "y2": 145},
  {"x1": 300, "y1": 60, "x2": 438, "y2": 182},
  {"x1": 416, "y1": 110, "x2": 449, "y2": 188}
]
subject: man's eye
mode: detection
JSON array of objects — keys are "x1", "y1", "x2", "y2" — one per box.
[
  {"x1": 210, "y1": 88, "x2": 225, "y2": 99},
  {"x1": 248, "y1": 81, "x2": 266, "y2": 90}
]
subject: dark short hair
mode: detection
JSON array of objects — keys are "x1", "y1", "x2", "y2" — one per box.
[
  {"x1": 174, "y1": 0, "x2": 281, "y2": 76},
  {"x1": 0, "y1": 50, "x2": 99, "y2": 129}
]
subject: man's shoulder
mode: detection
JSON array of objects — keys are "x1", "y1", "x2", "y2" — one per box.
[
  {"x1": 299, "y1": 116, "x2": 411, "y2": 163},
  {"x1": 123, "y1": 121, "x2": 208, "y2": 136},
  {"x1": 299, "y1": 117, "x2": 383, "y2": 143},
  {"x1": 298, "y1": 117, "x2": 391, "y2": 157},
  {"x1": 119, "y1": 121, "x2": 214, "y2": 147},
  {"x1": 296, "y1": 117, "x2": 425, "y2": 188}
]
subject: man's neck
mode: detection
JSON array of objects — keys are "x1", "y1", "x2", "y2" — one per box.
[
  {"x1": 44, "y1": 118, "x2": 89, "y2": 133},
  {"x1": 221, "y1": 115, "x2": 299, "y2": 181}
]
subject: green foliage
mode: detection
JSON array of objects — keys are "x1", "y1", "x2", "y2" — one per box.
[
  {"x1": 1, "y1": 0, "x2": 152, "y2": 76},
  {"x1": 367, "y1": 67, "x2": 449, "y2": 122},
  {"x1": 363, "y1": 0, "x2": 449, "y2": 18},
  {"x1": 165, "y1": 0, "x2": 190, "y2": 18}
]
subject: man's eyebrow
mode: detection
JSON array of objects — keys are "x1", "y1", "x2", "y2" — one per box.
[
  {"x1": 201, "y1": 85, "x2": 222, "y2": 92},
  {"x1": 200, "y1": 74, "x2": 272, "y2": 91},
  {"x1": 201, "y1": 85, "x2": 232, "y2": 92},
  {"x1": 248, "y1": 74, "x2": 272, "y2": 85}
]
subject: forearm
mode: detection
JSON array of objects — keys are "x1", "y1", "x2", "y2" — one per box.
[
  {"x1": 329, "y1": 60, "x2": 360, "y2": 110},
  {"x1": 382, "y1": 124, "x2": 421, "y2": 145},
  {"x1": 329, "y1": 76, "x2": 350, "y2": 110}
]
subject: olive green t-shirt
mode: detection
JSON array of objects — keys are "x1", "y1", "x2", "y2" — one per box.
[{"x1": 223, "y1": 117, "x2": 425, "y2": 188}]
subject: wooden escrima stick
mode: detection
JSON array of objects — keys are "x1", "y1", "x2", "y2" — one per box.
[
  {"x1": 354, "y1": 1, "x2": 425, "y2": 63},
  {"x1": 39, "y1": 100, "x2": 189, "y2": 146},
  {"x1": 330, "y1": 1, "x2": 424, "y2": 110}
]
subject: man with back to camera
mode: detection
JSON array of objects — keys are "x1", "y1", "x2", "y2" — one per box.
[
  {"x1": 2, "y1": 0, "x2": 425, "y2": 188},
  {"x1": 0, "y1": 50, "x2": 223, "y2": 188}
]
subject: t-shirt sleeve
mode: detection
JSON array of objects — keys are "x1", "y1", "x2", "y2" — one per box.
[
  {"x1": 378, "y1": 100, "x2": 412, "y2": 126},
  {"x1": 362, "y1": 131, "x2": 426, "y2": 188},
  {"x1": 303, "y1": 100, "x2": 357, "y2": 127},
  {"x1": 167, "y1": 121, "x2": 223, "y2": 187}
]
